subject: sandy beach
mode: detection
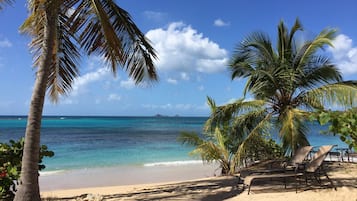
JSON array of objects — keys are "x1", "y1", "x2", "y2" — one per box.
[{"x1": 41, "y1": 161, "x2": 357, "y2": 201}]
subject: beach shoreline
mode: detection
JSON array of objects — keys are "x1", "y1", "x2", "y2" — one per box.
[{"x1": 40, "y1": 162, "x2": 220, "y2": 191}]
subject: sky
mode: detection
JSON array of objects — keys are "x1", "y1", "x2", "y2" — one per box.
[{"x1": 0, "y1": 1, "x2": 356, "y2": 116}]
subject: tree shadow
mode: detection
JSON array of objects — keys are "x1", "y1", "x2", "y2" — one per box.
[{"x1": 43, "y1": 176, "x2": 243, "y2": 201}]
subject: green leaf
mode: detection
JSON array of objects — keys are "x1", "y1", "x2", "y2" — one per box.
[{"x1": 318, "y1": 112, "x2": 331, "y2": 125}]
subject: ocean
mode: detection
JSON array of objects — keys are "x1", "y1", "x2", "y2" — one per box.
[{"x1": 0, "y1": 116, "x2": 346, "y2": 174}]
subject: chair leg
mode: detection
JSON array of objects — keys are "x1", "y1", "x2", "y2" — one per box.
[
  {"x1": 248, "y1": 182, "x2": 252, "y2": 195},
  {"x1": 314, "y1": 174, "x2": 321, "y2": 185},
  {"x1": 324, "y1": 172, "x2": 337, "y2": 191},
  {"x1": 295, "y1": 175, "x2": 299, "y2": 193}
]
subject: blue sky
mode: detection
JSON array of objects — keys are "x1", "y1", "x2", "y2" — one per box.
[{"x1": 0, "y1": 1, "x2": 356, "y2": 116}]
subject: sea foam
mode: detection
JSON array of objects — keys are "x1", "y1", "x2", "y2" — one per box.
[{"x1": 144, "y1": 160, "x2": 203, "y2": 167}]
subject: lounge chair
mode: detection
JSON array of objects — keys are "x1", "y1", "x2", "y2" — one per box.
[
  {"x1": 243, "y1": 145, "x2": 335, "y2": 194},
  {"x1": 240, "y1": 145, "x2": 313, "y2": 176},
  {"x1": 283, "y1": 145, "x2": 314, "y2": 168}
]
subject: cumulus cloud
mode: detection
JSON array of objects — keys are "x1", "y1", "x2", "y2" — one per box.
[
  {"x1": 107, "y1": 93, "x2": 121, "y2": 101},
  {"x1": 71, "y1": 67, "x2": 110, "y2": 96},
  {"x1": 328, "y1": 34, "x2": 357, "y2": 74},
  {"x1": 146, "y1": 22, "x2": 228, "y2": 78},
  {"x1": 213, "y1": 19, "x2": 230, "y2": 27},
  {"x1": 0, "y1": 38, "x2": 12, "y2": 48}
]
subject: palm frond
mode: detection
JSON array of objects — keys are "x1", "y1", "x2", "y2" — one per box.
[
  {"x1": 231, "y1": 108, "x2": 267, "y2": 139},
  {"x1": 287, "y1": 18, "x2": 303, "y2": 50},
  {"x1": 229, "y1": 31, "x2": 276, "y2": 80},
  {"x1": 0, "y1": 0, "x2": 13, "y2": 10},
  {"x1": 20, "y1": 2, "x2": 80, "y2": 103},
  {"x1": 233, "y1": 113, "x2": 272, "y2": 166},
  {"x1": 279, "y1": 108, "x2": 309, "y2": 154},
  {"x1": 46, "y1": 11, "x2": 80, "y2": 102},
  {"x1": 70, "y1": 0, "x2": 157, "y2": 84},
  {"x1": 204, "y1": 99, "x2": 266, "y2": 132},
  {"x1": 303, "y1": 82, "x2": 357, "y2": 109},
  {"x1": 296, "y1": 28, "x2": 337, "y2": 69},
  {"x1": 179, "y1": 128, "x2": 231, "y2": 174},
  {"x1": 177, "y1": 131, "x2": 204, "y2": 147},
  {"x1": 277, "y1": 19, "x2": 303, "y2": 60},
  {"x1": 299, "y1": 56, "x2": 342, "y2": 90}
]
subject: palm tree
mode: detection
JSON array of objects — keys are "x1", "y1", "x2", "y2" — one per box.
[
  {"x1": 228, "y1": 19, "x2": 357, "y2": 155},
  {"x1": 13, "y1": 1, "x2": 158, "y2": 200},
  {"x1": 179, "y1": 97, "x2": 281, "y2": 175}
]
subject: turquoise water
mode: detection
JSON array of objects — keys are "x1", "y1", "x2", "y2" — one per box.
[{"x1": 0, "y1": 116, "x2": 347, "y2": 172}]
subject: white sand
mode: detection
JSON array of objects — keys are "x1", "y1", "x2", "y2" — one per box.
[{"x1": 41, "y1": 162, "x2": 357, "y2": 201}]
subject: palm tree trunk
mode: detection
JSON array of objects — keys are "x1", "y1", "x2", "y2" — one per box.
[{"x1": 14, "y1": 4, "x2": 58, "y2": 201}]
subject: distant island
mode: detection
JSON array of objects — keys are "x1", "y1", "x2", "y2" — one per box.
[{"x1": 154, "y1": 114, "x2": 180, "y2": 117}]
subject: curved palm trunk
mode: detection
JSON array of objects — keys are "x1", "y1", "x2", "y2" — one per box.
[{"x1": 14, "y1": 6, "x2": 57, "y2": 201}]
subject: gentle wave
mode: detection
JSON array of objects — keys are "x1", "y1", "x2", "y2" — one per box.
[
  {"x1": 39, "y1": 170, "x2": 65, "y2": 176},
  {"x1": 144, "y1": 160, "x2": 204, "y2": 167}
]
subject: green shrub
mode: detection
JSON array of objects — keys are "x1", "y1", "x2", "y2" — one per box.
[
  {"x1": 0, "y1": 138, "x2": 54, "y2": 200},
  {"x1": 312, "y1": 108, "x2": 357, "y2": 150}
]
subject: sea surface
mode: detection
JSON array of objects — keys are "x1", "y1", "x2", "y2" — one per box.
[{"x1": 0, "y1": 116, "x2": 347, "y2": 174}]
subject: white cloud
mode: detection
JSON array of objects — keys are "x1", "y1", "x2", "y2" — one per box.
[
  {"x1": 0, "y1": 38, "x2": 12, "y2": 48},
  {"x1": 142, "y1": 103, "x2": 195, "y2": 110},
  {"x1": 146, "y1": 22, "x2": 228, "y2": 77},
  {"x1": 225, "y1": 98, "x2": 238, "y2": 105},
  {"x1": 328, "y1": 34, "x2": 357, "y2": 74},
  {"x1": 107, "y1": 93, "x2": 121, "y2": 101},
  {"x1": 120, "y1": 79, "x2": 135, "y2": 89},
  {"x1": 167, "y1": 78, "x2": 177, "y2": 84},
  {"x1": 213, "y1": 19, "x2": 230, "y2": 27},
  {"x1": 143, "y1": 11, "x2": 167, "y2": 21},
  {"x1": 71, "y1": 67, "x2": 110, "y2": 96},
  {"x1": 61, "y1": 98, "x2": 78, "y2": 105}
]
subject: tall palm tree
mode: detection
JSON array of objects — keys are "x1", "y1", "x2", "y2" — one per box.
[
  {"x1": 228, "y1": 19, "x2": 357, "y2": 155},
  {"x1": 13, "y1": 1, "x2": 157, "y2": 200}
]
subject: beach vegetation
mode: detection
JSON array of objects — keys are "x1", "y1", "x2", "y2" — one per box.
[
  {"x1": 312, "y1": 108, "x2": 357, "y2": 150},
  {"x1": 0, "y1": 1, "x2": 158, "y2": 200},
  {"x1": 179, "y1": 97, "x2": 283, "y2": 175},
  {"x1": 0, "y1": 138, "x2": 54, "y2": 200},
  {"x1": 225, "y1": 18, "x2": 357, "y2": 156}
]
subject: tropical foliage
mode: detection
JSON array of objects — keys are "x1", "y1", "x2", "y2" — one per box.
[
  {"x1": 0, "y1": 138, "x2": 54, "y2": 200},
  {"x1": 312, "y1": 108, "x2": 357, "y2": 150},
  {"x1": 0, "y1": 1, "x2": 158, "y2": 200},
  {"x1": 226, "y1": 18, "x2": 357, "y2": 155},
  {"x1": 178, "y1": 97, "x2": 283, "y2": 175}
]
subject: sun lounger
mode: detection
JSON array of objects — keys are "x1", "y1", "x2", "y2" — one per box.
[
  {"x1": 243, "y1": 145, "x2": 335, "y2": 194},
  {"x1": 240, "y1": 146, "x2": 313, "y2": 176}
]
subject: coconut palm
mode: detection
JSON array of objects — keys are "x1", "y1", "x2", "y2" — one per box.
[
  {"x1": 228, "y1": 18, "x2": 357, "y2": 155},
  {"x1": 13, "y1": 1, "x2": 157, "y2": 200},
  {"x1": 179, "y1": 97, "x2": 281, "y2": 175}
]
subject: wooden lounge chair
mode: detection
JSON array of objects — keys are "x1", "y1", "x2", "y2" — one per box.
[{"x1": 243, "y1": 145, "x2": 335, "y2": 194}]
